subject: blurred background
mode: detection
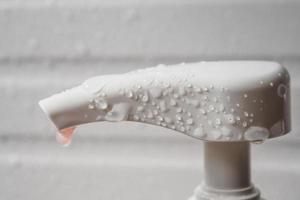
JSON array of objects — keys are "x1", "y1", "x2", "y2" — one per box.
[{"x1": 0, "y1": 0, "x2": 300, "y2": 199}]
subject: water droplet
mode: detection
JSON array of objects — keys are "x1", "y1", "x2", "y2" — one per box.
[
  {"x1": 208, "y1": 105, "x2": 215, "y2": 112},
  {"x1": 159, "y1": 101, "x2": 168, "y2": 112},
  {"x1": 173, "y1": 93, "x2": 179, "y2": 99},
  {"x1": 244, "y1": 94, "x2": 248, "y2": 98},
  {"x1": 163, "y1": 82, "x2": 171, "y2": 88},
  {"x1": 96, "y1": 115, "x2": 103, "y2": 121},
  {"x1": 146, "y1": 110, "x2": 154, "y2": 119},
  {"x1": 189, "y1": 99, "x2": 200, "y2": 107},
  {"x1": 260, "y1": 81, "x2": 264, "y2": 85},
  {"x1": 215, "y1": 118, "x2": 222, "y2": 126},
  {"x1": 153, "y1": 109, "x2": 159, "y2": 116},
  {"x1": 270, "y1": 82, "x2": 274, "y2": 87},
  {"x1": 277, "y1": 84, "x2": 287, "y2": 98},
  {"x1": 56, "y1": 127, "x2": 76, "y2": 147},
  {"x1": 149, "y1": 88, "x2": 162, "y2": 99},
  {"x1": 170, "y1": 99, "x2": 177, "y2": 106},
  {"x1": 251, "y1": 140, "x2": 264, "y2": 144},
  {"x1": 180, "y1": 126, "x2": 186, "y2": 132},
  {"x1": 211, "y1": 130, "x2": 222, "y2": 139},
  {"x1": 156, "y1": 115, "x2": 164, "y2": 122},
  {"x1": 164, "y1": 117, "x2": 173, "y2": 124},
  {"x1": 105, "y1": 103, "x2": 130, "y2": 122},
  {"x1": 94, "y1": 98, "x2": 108, "y2": 110},
  {"x1": 244, "y1": 126, "x2": 270, "y2": 141},
  {"x1": 176, "y1": 115, "x2": 183, "y2": 121},
  {"x1": 187, "y1": 112, "x2": 192, "y2": 117},
  {"x1": 126, "y1": 90, "x2": 134, "y2": 98},
  {"x1": 236, "y1": 103, "x2": 240, "y2": 107},
  {"x1": 242, "y1": 121, "x2": 248, "y2": 128},
  {"x1": 133, "y1": 115, "x2": 140, "y2": 121},
  {"x1": 141, "y1": 92, "x2": 149, "y2": 102},
  {"x1": 224, "y1": 114, "x2": 235, "y2": 124},
  {"x1": 200, "y1": 109, "x2": 207, "y2": 115},
  {"x1": 168, "y1": 87, "x2": 174, "y2": 93},
  {"x1": 176, "y1": 107, "x2": 183, "y2": 113},
  {"x1": 178, "y1": 87, "x2": 186, "y2": 96},
  {"x1": 186, "y1": 126, "x2": 192, "y2": 131},
  {"x1": 244, "y1": 112, "x2": 249, "y2": 117},
  {"x1": 88, "y1": 103, "x2": 95, "y2": 109},
  {"x1": 203, "y1": 87, "x2": 209, "y2": 92},
  {"x1": 162, "y1": 90, "x2": 169, "y2": 96},
  {"x1": 136, "y1": 106, "x2": 144, "y2": 112},
  {"x1": 186, "y1": 118, "x2": 194, "y2": 125},
  {"x1": 141, "y1": 114, "x2": 146, "y2": 120},
  {"x1": 221, "y1": 126, "x2": 232, "y2": 137},
  {"x1": 195, "y1": 87, "x2": 202, "y2": 93},
  {"x1": 193, "y1": 127, "x2": 206, "y2": 138}
]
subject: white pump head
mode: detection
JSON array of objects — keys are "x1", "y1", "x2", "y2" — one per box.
[{"x1": 39, "y1": 61, "x2": 291, "y2": 142}]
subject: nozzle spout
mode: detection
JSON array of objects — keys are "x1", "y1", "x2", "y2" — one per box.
[{"x1": 39, "y1": 85, "x2": 97, "y2": 130}]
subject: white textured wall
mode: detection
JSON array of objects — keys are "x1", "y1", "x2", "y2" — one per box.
[{"x1": 1, "y1": 0, "x2": 300, "y2": 200}]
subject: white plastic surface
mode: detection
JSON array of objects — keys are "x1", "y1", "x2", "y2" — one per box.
[
  {"x1": 189, "y1": 142, "x2": 260, "y2": 200},
  {"x1": 39, "y1": 61, "x2": 291, "y2": 142}
]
